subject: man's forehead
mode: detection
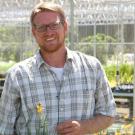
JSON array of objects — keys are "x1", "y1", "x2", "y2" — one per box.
[
  {"x1": 34, "y1": 11, "x2": 61, "y2": 23},
  {"x1": 36, "y1": 11, "x2": 59, "y2": 17}
]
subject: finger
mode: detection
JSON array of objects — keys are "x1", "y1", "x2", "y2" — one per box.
[
  {"x1": 56, "y1": 121, "x2": 73, "y2": 130},
  {"x1": 60, "y1": 126, "x2": 75, "y2": 133},
  {"x1": 72, "y1": 121, "x2": 81, "y2": 127},
  {"x1": 56, "y1": 122, "x2": 74, "y2": 134}
]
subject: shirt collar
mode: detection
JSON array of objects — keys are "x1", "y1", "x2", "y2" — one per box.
[
  {"x1": 66, "y1": 47, "x2": 74, "y2": 61},
  {"x1": 35, "y1": 48, "x2": 74, "y2": 69},
  {"x1": 35, "y1": 50, "x2": 45, "y2": 69}
]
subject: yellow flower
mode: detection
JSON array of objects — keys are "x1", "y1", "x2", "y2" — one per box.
[{"x1": 36, "y1": 103, "x2": 44, "y2": 113}]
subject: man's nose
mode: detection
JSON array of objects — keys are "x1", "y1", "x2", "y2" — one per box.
[{"x1": 43, "y1": 26, "x2": 53, "y2": 36}]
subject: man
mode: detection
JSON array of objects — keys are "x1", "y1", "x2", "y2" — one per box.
[{"x1": 0, "y1": 2, "x2": 116, "y2": 135}]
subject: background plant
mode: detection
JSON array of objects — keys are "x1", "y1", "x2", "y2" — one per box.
[
  {"x1": 0, "y1": 61, "x2": 16, "y2": 74},
  {"x1": 74, "y1": 33, "x2": 117, "y2": 64},
  {"x1": 104, "y1": 64, "x2": 134, "y2": 87}
]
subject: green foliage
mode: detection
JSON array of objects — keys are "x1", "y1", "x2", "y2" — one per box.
[
  {"x1": 104, "y1": 64, "x2": 116, "y2": 83},
  {"x1": 0, "y1": 26, "x2": 21, "y2": 61},
  {"x1": 81, "y1": 33, "x2": 116, "y2": 43},
  {"x1": 0, "y1": 61, "x2": 16, "y2": 74},
  {"x1": 119, "y1": 64, "x2": 134, "y2": 84},
  {"x1": 104, "y1": 64, "x2": 134, "y2": 87},
  {"x1": 0, "y1": 25, "x2": 35, "y2": 62},
  {"x1": 74, "y1": 33, "x2": 117, "y2": 64}
]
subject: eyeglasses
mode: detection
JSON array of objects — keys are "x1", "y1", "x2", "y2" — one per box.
[{"x1": 33, "y1": 21, "x2": 62, "y2": 33}]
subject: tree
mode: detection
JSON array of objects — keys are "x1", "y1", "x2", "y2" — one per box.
[
  {"x1": 74, "y1": 33, "x2": 117, "y2": 64},
  {"x1": 0, "y1": 25, "x2": 35, "y2": 62}
]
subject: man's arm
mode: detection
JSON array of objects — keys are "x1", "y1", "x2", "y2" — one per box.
[
  {"x1": 56, "y1": 114, "x2": 115, "y2": 135},
  {"x1": 0, "y1": 73, "x2": 20, "y2": 135},
  {"x1": 80, "y1": 114, "x2": 115, "y2": 134}
]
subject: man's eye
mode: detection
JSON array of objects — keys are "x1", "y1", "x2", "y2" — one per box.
[
  {"x1": 38, "y1": 26, "x2": 45, "y2": 30},
  {"x1": 50, "y1": 24, "x2": 58, "y2": 29}
]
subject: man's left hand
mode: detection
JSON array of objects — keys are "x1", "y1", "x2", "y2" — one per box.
[{"x1": 56, "y1": 120, "x2": 85, "y2": 135}]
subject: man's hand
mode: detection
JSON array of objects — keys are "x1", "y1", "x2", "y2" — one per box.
[
  {"x1": 56, "y1": 115, "x2": 115, "y2": 135},
  {"x1": 56, "y1": 120, "x2": 85, "y2": 135}
]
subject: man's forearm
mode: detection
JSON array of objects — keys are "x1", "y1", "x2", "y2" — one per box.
[{"x1": 81, "y1": 114, "x2": 115, "y2": 134}]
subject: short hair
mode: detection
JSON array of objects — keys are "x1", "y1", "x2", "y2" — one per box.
[{"x1": 30, "y1": 2, "x2": 66, "y2": 26}]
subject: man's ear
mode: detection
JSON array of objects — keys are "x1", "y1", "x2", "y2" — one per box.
[
  {"x1": 32, "y1": 27, "x2": 36, "y2": 36},
  {"x1": 64, "y1": 20, "x2": 68, "y2": 36}
]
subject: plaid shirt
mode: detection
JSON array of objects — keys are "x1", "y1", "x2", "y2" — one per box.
[{"x1": 0, "y1": 48, "x2": 116, "y2": 135}]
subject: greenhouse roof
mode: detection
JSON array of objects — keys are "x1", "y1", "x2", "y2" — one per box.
[{"x1": 0, "y1": 0, "x2": 135, "y2": 25}]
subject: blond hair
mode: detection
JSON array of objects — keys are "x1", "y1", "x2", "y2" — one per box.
[{"x1": 30, "y1": 2, "x2": 66, "y2": 26}]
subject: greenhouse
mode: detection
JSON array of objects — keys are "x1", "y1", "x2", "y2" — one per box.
[{"x1": 0, "y1": 0, "x2": 135, "y2": 134}]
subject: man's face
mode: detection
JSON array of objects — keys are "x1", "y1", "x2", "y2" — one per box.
[{"x1": 32, "y1": 11, "x2": 67, "y2": 53}]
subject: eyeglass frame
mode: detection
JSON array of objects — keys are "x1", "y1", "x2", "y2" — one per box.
[{"x1": 33, "y1": 20, "x2": 64, "y2": 33}]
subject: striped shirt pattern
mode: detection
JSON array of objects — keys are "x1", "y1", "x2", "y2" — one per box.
[{"x1": 0, "y1": 49, "x2": 116, "y2": 135}]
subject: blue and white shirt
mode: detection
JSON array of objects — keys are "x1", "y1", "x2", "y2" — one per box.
[{"x1": 0, "y1": 48, "x2": 116, "y2": 135}]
